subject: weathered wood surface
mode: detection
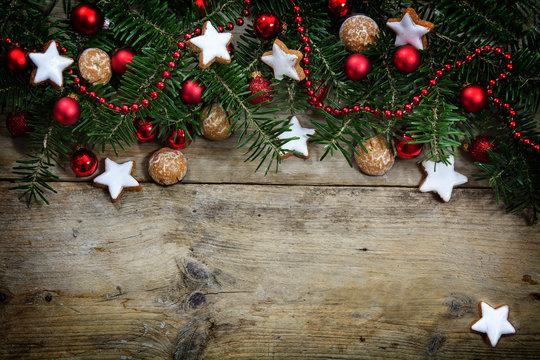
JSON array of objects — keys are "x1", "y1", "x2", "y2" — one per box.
[{"x1": 1, "y1": 180, "x2": 539, "y2": 359}]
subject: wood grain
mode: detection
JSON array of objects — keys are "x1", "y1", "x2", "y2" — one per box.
[{"x1": 1, "y1": 182, "x2": 538, "y2": 359}]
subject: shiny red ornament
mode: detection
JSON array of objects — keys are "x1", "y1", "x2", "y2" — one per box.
[
  {"x1": 135, "y1": 117, "x2": 156, "y2": 142},
  {"x1": 468, "y1": 135, "x2": 496, "y2": 163},
  {"x1": 327, "y1": 0, "x2": 350, "y2": 18},
  {"x1": 460, "y1": 84, "x2": 488, "y2": 112},
  {"x1": 167, "y1": 126, "x2": 194, "y2": 150},
  {"x1": 248, "y1": 75, "x2": 274, "y2": 105},
  {"x1": 253, "y1": 13, "x2": 281, "y2": 39},
  {"x1": 344, "y1": 54, "x2": 371, "y2": 81},
  {"x1": 111, "y1": 48, "x2": 136, "y2": 75},
  {"x1": 5, "y1": 48, "x2": 28, "y2": 73},
  {"x1": 53, "y1": 97, "x2": 81, "y2": 125},
  {"x1": 70, "y1": 3, "x2": 104, "y2": 35},
  {"x1": 180, "y1": 78, "x2": 204, "y2": 104},
  {"x1": 393, "y1": 45, "x2": 422, "y2": 74},
  {"x1": 70, "y1": 148, "x2": 98, "y2": 177},
  {"x1": 394, "y1": 133, "x2": 423, "y2": 159},
  {"x1": 6, "y1": 111, "x2": 30, "y2": 136}
]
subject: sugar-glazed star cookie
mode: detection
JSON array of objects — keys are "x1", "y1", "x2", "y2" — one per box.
[
  {"x1": 471, "y1": 302, "x2": 516, "y2": 347},
  {"x1": 187, "y1": 21, "x2": 232, "y2": 69},
  {"x1": 28, "y1": 40, "x2": 74, "y2": 87},
  {"x1": 261, "y1": 39, "x2": 305, "y2": 81},
  {"x1": 277, "y1": 116, "x2": 315, "y2": 159},
  {"x1": 386, "y1": 8, "x2": 434, "y2": 50},
  {"x1": 419, "y1": 155, "x2": 467, "y2": 202},
  {"x1": 93, "y1": 158, "x2": 141, "y2": 202}
]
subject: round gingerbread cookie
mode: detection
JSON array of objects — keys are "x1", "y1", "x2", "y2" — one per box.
[
  {"x1": 202, "y1": 103, "x2": 232, "y2": 141},
  {"x1": 354, "y1": 135, "x2": 395, "y2": 175},
  {"x1": 339, "y1": 15, "x2": 379, "y2": 53},
  {"x1": 148, "y1": 148, "x2": 188, "y2": 185},
  {"x1": 78, "y1": 48, "x2": 112, "y2": 85}
]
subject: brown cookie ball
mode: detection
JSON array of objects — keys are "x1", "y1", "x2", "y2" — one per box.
[
  {"x1": 201, "y1": 103, "x2": 232, "y2": 141},
  {"x1": 78, "y1": 48, "x2": 112, "y2": 85},
  {"x1": 148, "y1": 148, "x2": 188, "y2": 185},
  {"x1": 339, "y1": 15, "x2": 379, "y2": 53},
  {"x1": 354, "y1": 135, "x2": 395, "y2": 176}
]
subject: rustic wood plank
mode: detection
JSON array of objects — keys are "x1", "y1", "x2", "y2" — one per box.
[
  {"x1": 0, "y1": 118, "x2": 489, "y2": 187},
  {"x1": 1, "y1": 182, "x2": 538, "y2": 359}
]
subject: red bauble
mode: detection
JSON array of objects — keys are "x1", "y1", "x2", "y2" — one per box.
[
  {"x1": 460, "y1": 84, "x2": 488, "y2": 112},
  {"x1": 468, "y1": 135, "x2": 496, "y2": 163},
  {"x1": 111, "y1": 48, "x2": 136, "y2": 75},
  {"x1": 327, "y1": 0, "x2": 350, "y2": 18},
  {"x1": 253, "y1": 13, "x2": 281, "y2": 39},
  {"x1": 393, "y1": 45, "x2": 422, "y2": 74},
  {"x1": 180, "y1": 78, "x2": 204, "y2": 105},
  {"x1": 344, "y1": 54, "x2": 371, "y2": 81},
  {"x1": 248, "y1": 75, "x2": 274, "y2": 105},
  {"x1": 6, "y1": 111, "x2": 30, "y2": 136},
  {"x1": 167, "y1": 126, "x2": 194, "y2": 149},
  {"x1": 394, "y1": 133, "x2": 423, "y2": 159},
  {"x1": 5, "y1": 48, "x2": 28, "y2": 73},
  {"x1": 53, "y1": 97, "x2": 81, "y2": 125},
  {"x1": 70, "y1": 148, "x2": 98, "y2": 177},
  {"x1": 135, "y1": 117, "x2": 156, "y2": 142},
  {"x1": 70, "y1": 3, "x2": 104, "y2": 35}
]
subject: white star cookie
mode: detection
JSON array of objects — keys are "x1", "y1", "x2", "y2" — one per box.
[
  {"x1": 187, "y1": 21, "x2": 232, "y2": 68},
  {"x1": 28, "y1": 40, "x2": 74, "y2": 87},
  {"x1": 93, "y1": 158, "x2": 141, "y2": 202},
  {"x1": 386, "y1": 8, "x2": 435, "y2": 50},
  {"x1": 419, "y1": 155, "x2": 467, "y2": 202},
  {"x1": 277, "y1": 116, "x2": 315, "y2": 159},
  {"x1": 261, "y1": 39, "x2": 305, "y2": 81},
  {"x1": 471, "y1": 302, "x2": 516, "y2": 347}
]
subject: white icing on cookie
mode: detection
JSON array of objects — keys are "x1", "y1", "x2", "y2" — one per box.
[
  {"x1": 471, "y1": 302, "x2": 515, "y2": 347},
  {"x1": 419, "y1": 155, "x2": 467, "y2": 202},
  {"x1": 277, "y1": 116, "x2": 315, "y2": 158},
  {"x1": 386, "y1": 12, "x2": 430, "y2": 50},
  {"x1": 188, "y1": 21, "x2": 232, "y2": 67},
  {"x1": 261, "y1": 40, "x2": 302, "y2": 81},
  {"x1": 93, "y1": 158, "x2": 140, "y2": 200},
  {"x1": 29, "y1": 41, "x2": 73, "y2": 87}
]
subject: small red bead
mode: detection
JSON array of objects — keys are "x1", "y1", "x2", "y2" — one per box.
[
  {"x1": 524, "y1": 139, "x2": 531, "y2": 146},
  {"x1": 498, "y1": 73, "x2": 506, "y2": 80},
  {"x1": 141, "y1": 99, "x2": 150, "y2": 107},
  {"x1": 236, "y1": 18, "x2": 244, "y2": 26},
  {"x1": 504, "y1": 53, "x2": 511, "y2": 60},
  {"x1": 194, "y1": 28, "x2": 201, "y2": 35},
  {"x1": 173, "y1": 51, "x2": 181, "y2": 59},
  {"x1": 509, "y1": 110, "x2": 516, "y2": 117},
  {"x1": 508, "y1": 121, "x2": 516, "y2": 129},
  {"x1": 304, "y1": 80, "x2": 312, "y2": 89},
  {"x1": 333, "y1": 109, "x2": 341, "y2": 117},
  {"x1": 294, "y1": 16, "x2": 302, "y2": 24},
  {"x1": 309, "y1": 96, "x2": 317, "y2": 105},
  {"x1": 317, "y1": 102, "x2": 323, "y2": 108},
  {"x1": 534, "y1": 145, "x2": 540, "y2": 152},
  {"x1": 404, "y1": 104, "x2": 413, "y2": 112},
  {"x1": 465, "y1": 55, "x2": 473, "y2": 63},
  {"x1": 429, "y1": 79, "x2": 437, "y2": 87},
  {"x1": 131, "y1": 104, "x2": 139, "y2": 112},
  {"x1": 304, "y1": 69, "x2": 310, "y2": 77},
  {"x1": 79, "y1": 85, "x2": 87, "y2": 93},
  {"x1": 342, "y1": 107, "x2": 349, "y2": 115},
  {"x1": 184, "y1": 33, "x2": 192, "y2": 40},
  {"x1": 218, "y1": 26, "x2": 224, "y2": 32},
  {"x1": 302, "y1": 57, "x2": 310, "y2": 65},
  {"x1": 483, "y1": 45, "x2": 492, "y2": 51},
  {"x1": 435, "y1": 70, "x2": 443, "y2": 78},
  {"x1": 303, "y1": 45, "x2": 311, "y2": 53},
  {"x1": 489, "y1": 79, "x2": 496, "y2": 86},
  {"x1": 73, "y1": 77, "x2": 80, "y2": 84},
  {"x1": 353, "y1": 105, "x2": 360, "y2": 112},
  {"x1": 227, "y1": 22, "x2": 234, "y2": 30},
  {"x1": 293, "y1": 6, "x2": 301, "y2": 13},
  {"x1": 61, "y1": 47, "x2": 67, "y2": 52},
  {"x1": 445, "y1": 64, "x2": 452, "y2": 71},
  {"x1": 69, "y1": 69, "x2": 74, "y2": 74},
  {"x1": 325, "y1": 106, "x2": 332, "y2": 113},
  {"x1": 150, "y1": 91, "x2": 158, "y2": 99},
  {"x1": 395, "y1": 110, "x2": 403, "y2": 118},
  {"x1": 162, "y1": 71, "x2": 171, "y2": 79},
  {"x1": 494, "y1": 47, "x2": 502, "y2": 54},
  {"x1": 108, "y1": 103, "x2": 114, "y2": 109},
  {"x1": 114, "y1": 106, "x2": 121, "y2": 112},
  {"x1": 514, "y1": 132, "x2": 521, "y2": 139},
  {"x1": 384, "y1": 110, "x2": 392, "y2": 118},
  {"x1": 475, "y1": 48, "x2": 482, "y2": 55},
  {"x1": 122, "y1": 105, "x2": 130, "y2": 114},
  {"x1": 157, "y1": 81, "x2": 165, "y2": 90},
  {"x1": 168, "y1": 61, "x2": 176, "y2": 69},
  {"x1": 242, "y1": 9, "x2": 249, "y2": 16},
  {"x1": 5, "y1": 38, "x2": 11, "y2": 44},
  {"x1": 297, "y1": 26, "x2": 305, "y2": 34},
  {"x1": 487, "y1": 89, "x2": 493, "y2": 96},
  {"x1": 421, "y1": 89, "x2": 429, "y2": 96},
  {"x1": 177, "y1": 42, "x2": 185, "y2": 49},
  {"x1": 99, "y1": 97, "x2": 106, "y2": 105},
  {"x1": 412, "y1": 96, "x2": 421, "y2": 105},
  {"x1": 493, "y1": 98, "x2": 500, "y2": 104},
  {"x1": 306, "y1": 90, "x2": 314, "y2": 97},
  {"x1": 456, "y1": 61, "x2": 462, "y2": 68},
  {"x1": 302, "y1": 36, "x2": 309, "y2": 43},
  {"x1": 506, "y1": 64, "x2": 513, "y2": 71},
  {"x1": 503, "y1": 103, "x2": 510, "y2": 111},
  {"x1": 372, "y1": 109, "x2": 380, "y2": 117},
  {"x1": 89, "y1": 91, "x2": 96, "y2": 98},
  {"x1": 364, "y1": 106, "x2": 371, "y2": 112}
]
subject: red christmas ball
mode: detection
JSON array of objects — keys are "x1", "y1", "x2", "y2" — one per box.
[
  {"x1": 460, "y1": 84, "x2": 488, "y2": 112},
  {"x1": 253, "y1": 13, "x2": 281, "y2": 39},
  {"x1": 53, "y1": 97, "x2": 81, "y2": 125},
  {"x1": 344, "y1": 54, "x2": 371, "y2": 81},
  {"x1": 393, "y1": 45, "x2": 422, "y2": 74},
  {"x1": 180, "y1": 78, "x2": 204, "y2": 105},
  {"x1": 327, "y1": 0, "x2": 350, "y2": 18},
  {"x1": 111, "y1": 48, "x2": 136, "y2": 75},
  {"x1": 5, "y1": 48, "x2": 28, "y2": 73},
  {"x1": 6, "y1": 111, "x2": 30, "y2": 136},
  {"x1": 70, "y1": 148, "x2": 98, "y2": 177},
  {"x1": 468, "y1": 134, "x2": 496, "y2": 163},
  {"x1": 248, "y1": 75, "x2": 274, "y2": 105},
  {"x1": 167, "y1": 126, "x2": 194, "y2": 150},
  {"x1": 394, "y1": 133, "x2": 423, "y2": 159},
  {"x1": 135, "y1": 117, "x2": 156, "y2": 142},
  {"x1": 70, "y1": 3, "x2": 104, "y2": 35}
]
